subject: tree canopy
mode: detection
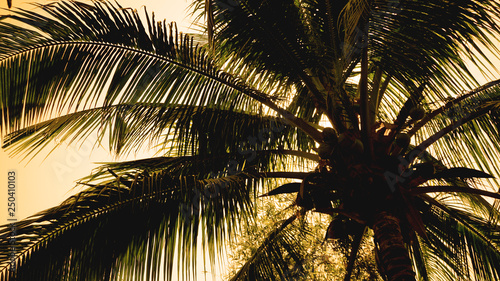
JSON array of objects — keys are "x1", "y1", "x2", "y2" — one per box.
[{"x1": 1, "y1": 0, "x2": 500, "y2": 280}]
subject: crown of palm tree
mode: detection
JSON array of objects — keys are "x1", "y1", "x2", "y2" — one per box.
[{"x1": 1, "y1": 0, "x2": 500, "y2": 280}]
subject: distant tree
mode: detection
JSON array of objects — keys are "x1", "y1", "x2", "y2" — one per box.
[
  {"x1": 1, "y1": 1, "x2": 500, "y2": 280},
  {"x1": 226, "y1": 193, "x2": 382, "y2": 280}
]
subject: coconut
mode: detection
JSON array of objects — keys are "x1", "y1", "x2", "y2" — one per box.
[
  {"x1": 394, "y1": 133, "x2": 411, "y2": 148},
  {"x1": 409, "y1": 106, "x2": 425, "y2": 120},
  {"x1": 322, "y1": 127, "x2": 338, "y2": 144},
  {"x1": 317, "y1": 143, "x2": 334, "y2": 159}
]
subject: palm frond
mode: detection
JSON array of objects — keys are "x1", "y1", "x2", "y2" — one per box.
[
  {"x1": 403, "y1": 91, "x2": 500, "y2": 201},
  {"x1": 342, "y1": 226, "x2": 367, "y2": 281},
  {"x1": 371, "y1": 0, "x2": 500, "y2": 92},
  {"x1": 197, "y1": 0, "x2": 332, "y2": 110},
  {"x1": 409, "y1": 79, "x2": 500, "y2": 135},
  {"x1": 408, "y1": 100, "x2": 500, "y2": 167},
  {"x1": 419, "y1": 197, "x2": 500, "y2": 281},
  {"x1": 81, "y1": 149, "x2": 317, "y2": 187},
  {"x1": 0, "y1": 1, "x2": 323, "y2": 157},
  {"x1": 2, "y1": 103, "x2": 302, "y2": 159},
  {"x1": 414, "y1": 146, "x2": 500, "y2": 225},
  {"x1": 408, "y1": 237, "x2": 430, "y2": 281},
  {"x1": 0, "y1": 167, "x2": 260, "y2": 281}
]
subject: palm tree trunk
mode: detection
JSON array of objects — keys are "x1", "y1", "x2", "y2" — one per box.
[{"x1": 372, "y1": 211, "x2": 416, "y2": 281}]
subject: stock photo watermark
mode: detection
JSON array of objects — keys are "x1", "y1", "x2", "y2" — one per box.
[
  {"x1": 6, "y1": 170, "x2": 17, "y2": 272},
  {"x1": 51, "y1": 136, "x2": 96, "y2": 183}
]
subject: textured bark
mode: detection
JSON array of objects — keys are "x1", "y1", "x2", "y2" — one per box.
[{"x1": 372, "y1": 211, "x2": 416, "y2": 281}]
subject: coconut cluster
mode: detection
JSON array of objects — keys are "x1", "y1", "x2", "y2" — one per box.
[
  {"x1": 317, "y1": 127, "x2": 365, "y2": 166},
  {"x1": 306, "y1": 105, "x2": 431, "y2": 244}
]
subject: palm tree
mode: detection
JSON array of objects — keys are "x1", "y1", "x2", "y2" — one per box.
[{"x1": 1, "y1": 0, "x2": 500, "y2": 280}]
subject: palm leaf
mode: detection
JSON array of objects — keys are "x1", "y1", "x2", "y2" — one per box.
[
  {"x1": 0, "y1": 167, "x2": 260, "y2": 281},
  {"x1": 0, "y1": 1, "x2": 322, "y2": 158},
  {"x1": 260, "y1": 183, "x2": 301, "y2": 197},
  {"x1": 419, "y1": 198, "x2": 500, "y2": 281},
  {"x1": 2, "y1": 103, "x2": 299, "y2": 159}
]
